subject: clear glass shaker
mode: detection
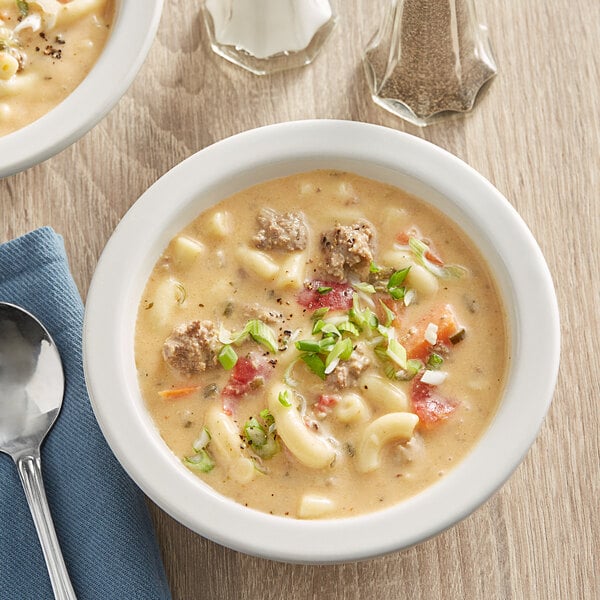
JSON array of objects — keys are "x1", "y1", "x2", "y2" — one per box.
[
  {"x1": 201, "y1": 0, "x2": 337, "y2": 75},
  {"x1": 363, "y1": 0, "x2": 497, "y2": 126}
]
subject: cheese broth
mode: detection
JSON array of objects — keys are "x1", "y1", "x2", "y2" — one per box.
[{"x1": 135, "y1": 170, "x2": 509, "y2": 519}]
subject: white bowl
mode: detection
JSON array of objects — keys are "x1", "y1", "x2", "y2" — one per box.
[
  {"x1": 83, "y1": 120, "x2": 560, "y2": 563},
  {"x1": 0, "y1": 0, "x2": 163, "y2": 178}
]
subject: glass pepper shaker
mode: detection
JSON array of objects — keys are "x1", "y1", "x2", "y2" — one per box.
[{"x1": 363, "y1": 0, "x2": 497, "y2": 126}]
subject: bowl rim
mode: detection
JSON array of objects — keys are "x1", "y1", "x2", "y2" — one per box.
[
  {"x1": 0, "y1": 0, "x2": 164, "y2": 178},
  {"x1": 83, "y1": 119, "x2": 560, "y2": 563}
]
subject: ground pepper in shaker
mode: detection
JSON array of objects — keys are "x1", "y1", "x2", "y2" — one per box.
[{"x1": 363, "y1": 0, "x2": 497, "y2": 126}]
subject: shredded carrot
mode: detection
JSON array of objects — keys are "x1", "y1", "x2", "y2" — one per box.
[
  {"x1": 158, "y1": 386, "x2": 200, "y2": 400},
  {"x1": 401, "y1": 304, "x2": 462, "y2": 360}
]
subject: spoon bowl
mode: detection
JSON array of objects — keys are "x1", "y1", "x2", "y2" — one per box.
[{"x1": 0, "y1": 302, "x2": 76, "y2": 599}]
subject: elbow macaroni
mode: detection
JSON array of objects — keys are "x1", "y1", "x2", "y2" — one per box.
[
  {"x1": 357, "y1": 412, "x2": 419, "y2": 473},
  {"x1": 268, "y1": 383, "x2": 337, "y2": 469},
  {"x1": 333, "y1": 392, "x2": 371, "y2": 424},
  {"x1": 205, "y1": 407, "x2": 255, "y2": 484},
  {"x1": 359, "y1": 374, "x2": 410, "y2": 412}
]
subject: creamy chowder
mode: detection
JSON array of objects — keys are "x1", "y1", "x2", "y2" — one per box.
[
  {"x1": 135, "y1": 170, "x2": 509, "y2": 519},
  {"x1": 0, "y1": 0, "x2": 114, "y2": 136}
]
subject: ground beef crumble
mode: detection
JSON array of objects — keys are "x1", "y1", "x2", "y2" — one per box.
[
  {"x1": 162, "y1": 320, "x2": 220, "y2": 375},
  {"x1": 320, "y1": 219, "x2": 375, "y2": 280},
  {"x1": 253, "y1": 208, "x2": 308, "y2": 251}
]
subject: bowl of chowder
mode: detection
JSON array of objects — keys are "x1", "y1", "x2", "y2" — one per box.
[
  {"x1": 83, "y1": 120, "x2": 560, "y2": 563},
  {"x1": 0, "y1": 0, "x2": 163, "y2": 177}
]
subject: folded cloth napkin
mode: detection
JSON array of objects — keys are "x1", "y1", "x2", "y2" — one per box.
[{"x1": 0, "y1": 228, "x2": 171, "y2": 600}]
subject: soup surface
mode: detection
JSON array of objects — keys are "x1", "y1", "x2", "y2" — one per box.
[
  {"x1": 135, "y1": 170, "x2": 509, "y2": 519},
  {"x1": 0, "y1": 0, "x2": 114, "y2": 136}
]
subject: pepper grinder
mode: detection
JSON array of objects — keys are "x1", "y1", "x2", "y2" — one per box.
[{"x1": 363, "y1": 0, "x2": 497, "y2": 126}]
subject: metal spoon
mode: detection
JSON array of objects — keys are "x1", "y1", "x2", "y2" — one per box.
[{"x1": 0, "y1": 302, "x2": 76, "y2": 599}]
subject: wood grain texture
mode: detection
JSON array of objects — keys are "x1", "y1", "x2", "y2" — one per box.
[{"x1": 2, "y1": 1, "x2": 599, "y2": 598}]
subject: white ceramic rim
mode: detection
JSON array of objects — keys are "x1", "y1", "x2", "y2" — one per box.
[
  {"x1": 0, "y1": 0, "x2": 164, "y2": 178},
  {"x1": 83, "y1": 120, "x2": 560, "y2": 563}
]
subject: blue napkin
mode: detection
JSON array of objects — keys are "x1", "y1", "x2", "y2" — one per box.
[{"x1": 0, "y1": 228, "x2": 171, "y2": 600}]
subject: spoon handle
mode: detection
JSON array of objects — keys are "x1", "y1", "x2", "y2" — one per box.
[{"x1": 16, "y1": 452, "x2": 77, "y2": 600}]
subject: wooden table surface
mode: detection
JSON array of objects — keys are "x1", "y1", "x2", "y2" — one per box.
[{"x1": 2, "y1": 1, "x2": 598, "y2": 598}]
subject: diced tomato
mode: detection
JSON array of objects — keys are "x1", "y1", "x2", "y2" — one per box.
[
  {"x1": 401, "y1": 304, "x2": 463, "y2": 361},
  {"x1": 221, "y1": 354, "x2": 273, "y2": 415},
  {"x1": 396, "y1": 228, "x2": 444, "y2": 266},
  {"x1": 297, "y1": 280, "x2": 354, "y2": 311},
  {"x1": 410, "y1": 375, "x2": 458, "y2": 429}
]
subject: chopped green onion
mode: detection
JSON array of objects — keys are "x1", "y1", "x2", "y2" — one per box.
[
  {"x1": 427, "y1": 352, "x2": 444, "y2": 369},
  {"x1": 337, "y1": 320, "x2": 360, "y2": 336},
  {"x1": 218, "y1": 344, "x2": 238, "y2": 370},
  {"x1": 388, "y1": 286, "x2": 406, "y2": 300},
  {"x1": 317, "y1": 286, "x2": 332, "y2": 294},
  {"x1": 364, "y1": 308, "x2": 379, "y2": 329},
  {"x1": 396, "y1": 359, "x2": 424, "y2": 381},
  {"x1": 311, "y1": 307, "x2": 330, "y2": 320},
  {"x1": 369, "y1": 261, "x2": 381, "y2": 273},
  {"x1": 192, "y1": 427, "x2": 211, "y2": 452},
  {"x1": 245, "y1": 319, "x2": 278, "y2": 353},
  {"x1": 408, "y1": 237, "x2": 466, "y2": 279},
  {"x1": 379, "y1": 300, "x2": 396, "y2": 327},
  {"x1": 244, "y1": 417, "x2": 267, "y2": 447},
  {"x1": 259, "y1": 408, "x2": 275, "y2": 427},
  {"x1": 386, "y1": 338, "x2": 407, "y2": 370},
  {"x1": 318, "y1": 337, "x2": 336, "y2": 352},
  {"x1": 16, "y1": 0, "x2": 29, "y2": 17},
  {"x1": 283, "y1": 356, "x2": 301, "y2": 387},
  {"x1": 353, "y1": 281, "x2": 376, "y2": 294},
  {"x1": 388, "y1": 267, "x2": 411, "y2": 288},
  {"x1": 183, "y1": 449, "x2": 215, "y2": 473},
  {"x1": 324, "y1": 338, "x2": 353, "y2": 374},
  {"x1": 320, "y1": 323, "x2": 341, "y2": 337},
  {"x1": 312, "y1": 319, "x2": 326, "y2": 334},
  {"x1": 278, "y1": 388, "x2": 292, "y2": 407},
  {"x1": 243, "y1": 417, "x2": 279, "y2": 459},
  {"x1": 174, "y1": 282, "x2": 187, "y2": 305},
  {"x1": 295, "y1": 339, "x2": 322, "y2": 353},
  {"x1": 300, "y1": 353, "x2": 326, "y2": 380}
]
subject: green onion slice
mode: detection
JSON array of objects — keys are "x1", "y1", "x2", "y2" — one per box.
[
  {"x1": 245, "y1": 319, "x2": 278, "y2": 353},
  {"x1": 353, "y1": 281, "x2": 376, "y2": 294},
  {"x1": 408, "y1": 237, "x2": 467, "y2": 279},
  {"x1": 183, "y1": 449, "x2": 215, "y2": 473},
  {"x1": 379, "y1": 300, "x2": 396, "y2": 327},
  {"x1": 295, "y1": 339, "x2": 322, "y2": 353},
  {"x1": 427, "y1": 352, "x2": 444, "y2": 369},
  {"x1": 386, "y1": 338, "x2": 407, "y2": 370},
  {"x1": 192, "y1": 427, "x2": 211, "y2": 452},
  {"x1": 324, "y1": 338, "x2": 353, "y2": 374},
  {"x1": 311, "y1": 307, "x2": 330, "y2": 320},
  {"x1": 300, "y1": 353, "x2": 326, "y2": 380},
  {"x1": 278, "y1": 388, "x2": 292, "y2": 407},
  {"x1": 218, "y1": 344, "x2": 238, "y2": 370}
]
